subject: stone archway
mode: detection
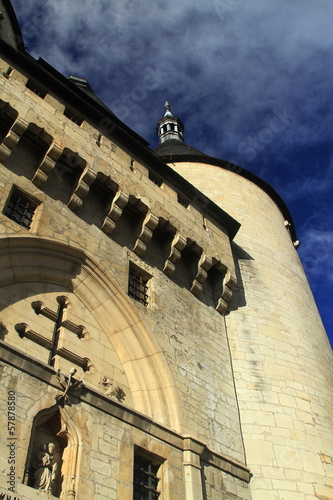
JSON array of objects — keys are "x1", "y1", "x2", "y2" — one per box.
[{"x1": 0, "y1": 235, "x2": 182, "y2": 431}]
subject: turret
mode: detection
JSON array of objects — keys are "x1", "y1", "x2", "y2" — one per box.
[{"x1": 156, "y1": 101, "x2": 185, "y2": 144}]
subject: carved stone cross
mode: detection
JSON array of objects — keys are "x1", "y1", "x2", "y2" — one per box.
[{"x1": 15, "y1": 295, "x2": 93, "y2": 371}]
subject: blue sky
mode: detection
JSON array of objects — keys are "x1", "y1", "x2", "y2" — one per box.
[{"x1": 11, "y1": 0, "x2": 333, "y2": 346}]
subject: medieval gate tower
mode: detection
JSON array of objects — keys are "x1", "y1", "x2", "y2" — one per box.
[{"x1": 0, "y1": 1, "x2": 332, "y2": 499}]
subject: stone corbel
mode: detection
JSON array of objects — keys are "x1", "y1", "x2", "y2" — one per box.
[
  {"x1": 163, "y1": 232, "x2": 187, "y2": 276},
  {"x1": 67, "y1": 167, "x2": 97, "y2": 212},
  {"x1": 0, "y1": 116, "x2": 28, "y2": 163},
  {"x1": 133, "y1": 212, "x2": 159, "y2": 256},
  {"x1": 214, "y1": 265, "x2": 237, "y2": 314},
  {"x1": 190, "y1": 252, "x2": 213, "y2": 296},
  {"x1": 101, "y1": 190, "x2": 129, "y2": 235},
  {"x1": 32, "y1": 142, "x2": 63, "y2": 187}
]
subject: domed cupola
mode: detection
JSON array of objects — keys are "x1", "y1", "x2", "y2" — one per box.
[{"x1": 156, "y1": 101, "x2": 185, "y2": 144}]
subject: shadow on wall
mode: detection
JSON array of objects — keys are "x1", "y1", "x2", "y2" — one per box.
[{"x1": 227, "y1": 242, "x2": 254, "y2": 312}]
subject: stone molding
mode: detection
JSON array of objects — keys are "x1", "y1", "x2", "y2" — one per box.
[{"x1": 0, "y1": 341, "x2": 252, "y2": 484}]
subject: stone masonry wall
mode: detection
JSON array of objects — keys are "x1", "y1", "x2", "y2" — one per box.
[
  {"x1": 170, "y1": 160, "x2": 333, "y2": 500},
  {"x1": 0, "y1": 52, "x2": 252, "y2": 499}
]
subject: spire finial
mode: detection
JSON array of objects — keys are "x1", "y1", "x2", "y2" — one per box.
[
  {"x1": 156, "y1": 101, "x2": 184, "y2": 144},
  {"x1": 164, "y1": 100, "x2": 173, "y2": 117}
]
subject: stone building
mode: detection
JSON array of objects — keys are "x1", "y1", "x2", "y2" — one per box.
[{"x1": 0, "y1": 1, "x2": 332, "y2": 499}]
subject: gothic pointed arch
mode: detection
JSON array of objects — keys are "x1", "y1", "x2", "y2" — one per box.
[{"x1": 0, "y1": 235, "x2": 182, "y2": 431}]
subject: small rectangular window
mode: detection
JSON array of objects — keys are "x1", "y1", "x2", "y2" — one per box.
[
  {"x1": 134, "y1": 451, "x2": 161, "y2": 500},
  {"x1": 128, "y1": 264, "x2": 150, "y2": 306},
  {"x1": 4, "y1": 188, "x2": 39, "y2": 230},
  {"x1": 64, "y1": 106, "x2": 83, "y2": 126},
  {"x1": 25, "y1": 79, "x2": 47, "y2": 98}
]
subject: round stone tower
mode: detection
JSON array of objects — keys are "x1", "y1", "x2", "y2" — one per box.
[{"x1": 155, "y1": 104, "x2": 333, "y2": 500}]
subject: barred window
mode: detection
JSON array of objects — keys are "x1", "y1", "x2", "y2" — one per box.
[
  {"x1": 134, "y1": 452, "x2": 160, "y2": 500},
  {"x1": 128, "y1": 267, "x2": 149, "y2": 306},
  {"x1": 4, "y1": 188, "x2": 39, "y2": 230}
]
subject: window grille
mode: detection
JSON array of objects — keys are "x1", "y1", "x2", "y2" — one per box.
[
  {"x1": 128, "y1": 271, "x2": 149, "y2": 306},
  {"x1": 133, "y1": 454, "x2": 160, "y2": 500},
  {"x1": 4, "y1": 189, "x2": 39, "y2": 230}
]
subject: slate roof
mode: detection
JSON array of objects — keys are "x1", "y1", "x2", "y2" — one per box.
[{"x1": 154, "y1": 139, "x2": 209, "y2": 158}]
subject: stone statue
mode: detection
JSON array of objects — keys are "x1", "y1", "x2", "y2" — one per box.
[
  {"x1": 102, "y1": 376, "x2": 126, "y2": 402},
  {"x1": 33, "y1": 442, "x2": 58, "y2": 494}
]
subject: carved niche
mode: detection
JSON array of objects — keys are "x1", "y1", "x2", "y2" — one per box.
[{"x1": 24, "y1": 406, "x2": 81, "y2": 499}]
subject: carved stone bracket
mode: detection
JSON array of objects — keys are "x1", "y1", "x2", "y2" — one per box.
[
  {"x1": 190, "y1": 252, "x2": 213, "y2": 297},
  {"x1": 32, "y1": 142, "x2": 63, "y2": 187},
  {"x1": 163, "y1": 232, "x2": 187, "y2": 276},
  {"x1": 0, "y1": 116, "x2": 28, "y2": 163},
  {"x1": 101, "y1": 190, "x2": 129, "y2": 235},
  {"x1": 214, "y1": 265, "x2": 237, "y2": 314},
  {"x1": 68, "y1": 167, "x2": 96, "y2": 212},
  {"x1": 133, "y1": 212, "x2": 159, "y2": 256}
]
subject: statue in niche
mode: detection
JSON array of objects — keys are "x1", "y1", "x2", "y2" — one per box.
[{"x1": 33, "y1": 442, "x2": 59, "y2": 494}]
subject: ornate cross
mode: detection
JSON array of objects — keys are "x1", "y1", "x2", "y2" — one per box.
[{"x1": 15, "y1": 295, "x2": 93, "y2": 371}]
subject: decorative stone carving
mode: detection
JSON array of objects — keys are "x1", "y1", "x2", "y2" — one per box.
[
  {"x1": 56, "y1": 368, "x2": 84, "y2": 407},
  {"x1": 101, "y1": 190, "x2": 129, "y2": 234},
  {"x1": 190, "y1": 252, "x2": 213, "y2": 296},
  {"x1": 133, "y1": 212, "x2": 159, "y2": 256},
  {"x1": 32, "y1": 142, "x2": 63, "y2": 187},
  {"x1": 163, "y1": 232, "x2": 187, "y2": 276},
  {"x1": 213, "y1": 264, "x2": 237, "y2": 314},
  {"x1": 25, "y1": 406, "x2": 81, "y2": 499},
  {"x1": 33, "y1": 442, "x2": 58, "y2": 494},
  {"x1": 32, "y1": 298, "x2": 89, "y2": 340},
  {"x1": 68, "y1": 167, "x2": 96, "y2": 212},
  {"x1": 102, "y1": 377, "x2": 126, "y2": 402},
  {"x1": 0, "y1": 116, "x2": 28, "y2": 163},
  {"x1": 15, "y1": 296, "x2": 93, "y2": 371}
]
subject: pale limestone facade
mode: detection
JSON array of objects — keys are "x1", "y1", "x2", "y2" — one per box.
[
  {"x1": 167, "y1": 161, "x2": 333, "y2": 499},
  {"x1": 0, "y1": 2, "x2": 332, "y2": 500}
]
